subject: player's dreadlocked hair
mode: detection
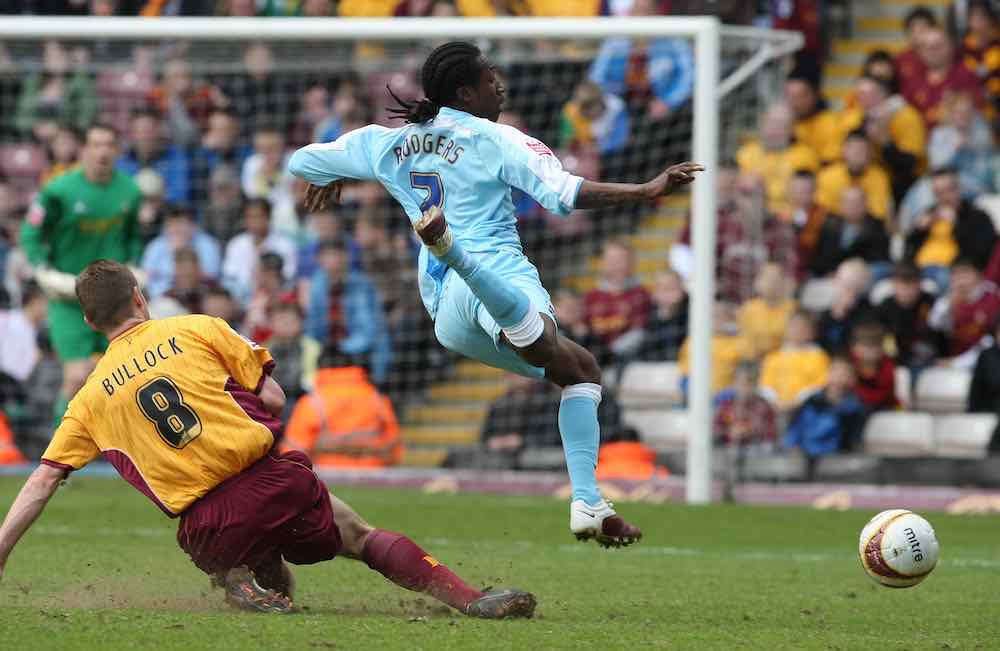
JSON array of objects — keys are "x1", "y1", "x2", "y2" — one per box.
[{"x1": 387, "y1": 41, "x2": 485, "y2": 124}]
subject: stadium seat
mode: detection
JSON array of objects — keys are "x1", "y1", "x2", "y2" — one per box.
[
  {"x1": 799, "y1": 278, "x2": 836, "y2": 312},
  {"x1": 914, "y1": 367, "x2": 972, "y2": 413},
  {"x1": 933, "y1": 413, "x2": 997, "y2": 459},
  {"x1": 895, "y1": 366, "x2": 912, "y2": 409},
  {"x1": 729, "y1": 451, "x2": 807, "y2": 482},
  {"x1": 863, "y1": 411, "x2": 935, "y2": 457},
  {"x1": 617, "y1": 361, "x2": 683, "y2": 407},
  {"x1": 622, "y1": 408, "x2": 687, "y2": 450},
  {"x1": 0, "y1": 143, "x2": 46, "y2": 203}
]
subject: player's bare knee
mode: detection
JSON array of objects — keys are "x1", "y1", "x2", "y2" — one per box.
[
  {"x1": 514, "y1": 315, "x2": 558, "y2": 367},
  {"x1": 517, "y1": 331, "x2": 557, "y2": 367},
  {"x1": 338, "y1": 512, "x2": 375, "y2": 559}
]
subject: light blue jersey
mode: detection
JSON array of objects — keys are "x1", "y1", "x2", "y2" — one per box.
[{"x1": 288, "y1": 107, "x2": 583, "y2": 320}]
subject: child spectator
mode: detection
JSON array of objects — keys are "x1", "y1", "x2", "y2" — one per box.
[
  {"x1": 784, "y1": 355, "x2": 865, "y2": 475},
  {"x1": 559, "y1": 80, "x2": 629, "y2": 155},
  {"x1": 584, "y1": 239, "x2": 652, "y2": 361},
  {"x1": 760, "y1": 309, "x2": 830, "y2": 413},
  {"x1": 816, "y1": 130, "x2": 893, "y2": 222},
  {"x1": 850, "y1": 321, "x2": 899, "y2": 414},
  {"x1": 809, "y1": 186, "x2": 891, "y2": 279},
  {"x1": 817, "y1": 259, "x2": 875, "y2": 353},
  {"x1": 678, "y1": 301, "x2": 752, "y2": 395},
  {"x1": 713, "y1": 361, "x2": 778, "y2": 448},
  {"x1": 738, "y1": 262, "x2": 796, "y2": 359},
  {"x1": 283, "y1": 348, "x2": 401, "y2": 469},
  {"x1": 636, "y1": 271, "x2": 688, "y2": 362},
  {"x1": 875, "y1": 262, "x2": 939, "y2": 369},
  {"x1": 929, "y1": 257, "x2": 1000, "y2": 366}
]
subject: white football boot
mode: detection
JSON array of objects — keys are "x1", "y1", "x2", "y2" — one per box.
[{"x1": 570, "y1": 499, "x2": 643, "y2": 548}]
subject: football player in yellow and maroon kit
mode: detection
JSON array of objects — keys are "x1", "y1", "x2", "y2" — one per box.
[{"x1": 0, "y1": 260, "x2": 534, "y2": 619}]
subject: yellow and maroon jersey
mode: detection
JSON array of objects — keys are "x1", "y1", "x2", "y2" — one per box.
[{"x1": 42, "y1": 315, "x2": 279, "y2": 516}]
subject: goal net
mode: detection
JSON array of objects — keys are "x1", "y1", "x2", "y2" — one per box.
[{"x1": 0, "y1": 17, "x2": 800, "y2": 502}]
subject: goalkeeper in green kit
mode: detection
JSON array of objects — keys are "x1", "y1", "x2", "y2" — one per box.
[{"x1": 21, "y1": 123, "x2": 143, "y2": 424}]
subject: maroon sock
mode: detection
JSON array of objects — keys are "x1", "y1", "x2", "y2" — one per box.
[{"x1": 362, "y1": 529, "x2": 483, "y2": 612}]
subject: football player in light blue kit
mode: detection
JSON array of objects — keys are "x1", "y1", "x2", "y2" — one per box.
[{"x1": 289, "y1": 42, "x2": 702, "y2": 547}]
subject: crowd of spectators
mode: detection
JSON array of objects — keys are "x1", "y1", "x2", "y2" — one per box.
[
  {"x1": 4, "y1": 1, "x2": 999, "y2": 472},
  {"x1": 664, "y1": 2, "x2": 1000, "y2": 465}
]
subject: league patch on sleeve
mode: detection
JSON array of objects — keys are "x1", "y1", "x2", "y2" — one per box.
[
  {"x1": 27, "y1": 201, "x2": 45, "y2": 227},
  {"x1": 524, "y1": 139, "x2": 553, "y2": 156}
]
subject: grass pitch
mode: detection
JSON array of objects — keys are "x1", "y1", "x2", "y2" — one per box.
[{"x1": 1, "y1": 477, "x2": 998, "y2": 650}]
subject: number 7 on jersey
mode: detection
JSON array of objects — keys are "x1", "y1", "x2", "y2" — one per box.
[{"x1": 410, "y1": 171, "x2": 445, "y2": 212}]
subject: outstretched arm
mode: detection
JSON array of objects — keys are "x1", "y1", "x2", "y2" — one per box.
[
  {"x1": 575, "y1": 162, "x2": 704, "y2": 209},
  {"x1": 289, "y1": 127, "x2": 379, "y2": 213},
  {"x1": 0, "y1": 464, "x2": 67, "y2": 580}
]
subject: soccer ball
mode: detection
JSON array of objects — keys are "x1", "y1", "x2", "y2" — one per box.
[{"x1": 858, "y1": 509, "x2": 940, "y2": 588}]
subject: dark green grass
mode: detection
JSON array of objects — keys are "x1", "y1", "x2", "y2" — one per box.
[{"x1": 1, "y1": 477, "x2": 998, "y2": 650}]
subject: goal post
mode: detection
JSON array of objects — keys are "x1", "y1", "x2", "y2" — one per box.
[{"x1": 1, "y1": 17, "x2": 801, "y2": 504}]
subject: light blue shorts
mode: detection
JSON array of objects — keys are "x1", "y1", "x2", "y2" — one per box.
[{"x1": 432, "y1": 250, "x2": 554, "y2": 379}]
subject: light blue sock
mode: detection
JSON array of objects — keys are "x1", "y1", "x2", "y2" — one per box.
[
  {"x1": 558, "y1": 383, "x2": 603, "y2": 505},
  {"x1": 437, "y1": 238, "x2": 531, "y2": 330}
]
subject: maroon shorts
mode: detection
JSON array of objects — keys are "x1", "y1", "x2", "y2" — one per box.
[{"x1": 177, "y1": 450, "x2": 342, "y2": 575}]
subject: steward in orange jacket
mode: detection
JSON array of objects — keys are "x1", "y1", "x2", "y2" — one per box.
[
  {"x1": 595, "y1": 428, "x2": 668, "y2": 481},
  {"x1": 283, "y1": 365, "x2": 402, "y2": 468}
]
